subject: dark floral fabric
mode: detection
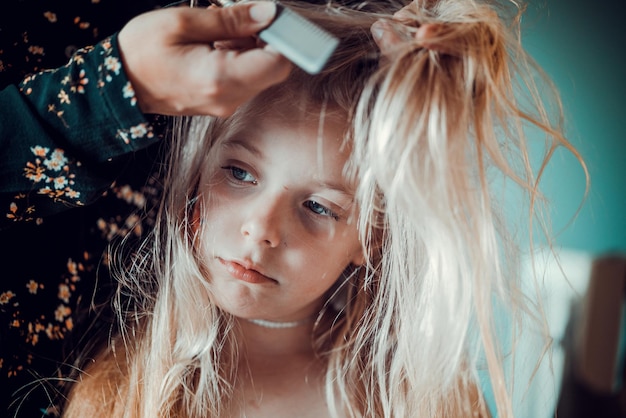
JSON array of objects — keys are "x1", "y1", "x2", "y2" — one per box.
[
  {"x1": 0, "y1": 1, "x2": 170, "y2": 415},
  {"x1": 2, "y1": 37, "x2": 158, "y2": 226}
]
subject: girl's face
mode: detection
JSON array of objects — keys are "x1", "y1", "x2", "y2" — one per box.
[{"x1": 195, "y1": 112, "x2": 364, "y2": 323}]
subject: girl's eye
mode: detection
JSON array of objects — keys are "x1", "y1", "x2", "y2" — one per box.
[
  {"x1": 304, "y1": 200, "x2": 339, "y2": 221},
  {"x1": 222, "y1": 166, "x2": 257, "y2": 184}
]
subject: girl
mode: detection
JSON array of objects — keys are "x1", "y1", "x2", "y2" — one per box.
[{"x1": 63, "y1": 0, "x2": 584, "y2": 416}]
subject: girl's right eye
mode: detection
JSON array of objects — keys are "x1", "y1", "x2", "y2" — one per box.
[
  {"x1": 221, "y1": 166, "x2": 257, "y2": 184},
  {"x1": 304, "y1": 200, "x2": 339, "y2": 221}
]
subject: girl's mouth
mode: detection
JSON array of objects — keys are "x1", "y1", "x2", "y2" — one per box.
[{"x1": 219, "y1": 258, "x2": 277, "y2": 285}]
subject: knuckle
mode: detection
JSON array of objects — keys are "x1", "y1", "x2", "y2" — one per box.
[
  {"x1": 203, "y1": 64, "x2": 230, "y2": 96},
  {"x1": 218, "y1": 6, "x2": 248, "y2": 36},
  {"x1": 168, "y1": 9, "x2": 194, "y2": 34}
]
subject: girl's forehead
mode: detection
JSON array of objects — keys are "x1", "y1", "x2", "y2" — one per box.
[
  {"x1": 223, "y1": 116, "x2": 349, "y2": 158},
  {"x1": 223, "y1": 108, "x2": 351, "y2": 149},
  {"x1": 239, "y1": 97, "x2": 349, "y2": 131}
]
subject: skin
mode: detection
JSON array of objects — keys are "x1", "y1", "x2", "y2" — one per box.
[
  {"x1": 116, "y1": 1, "x2": 444, "y2": 117},
  {"x1": 65, "y1": 4, "x2": 493, "y2": 415},
  {"x1": 117, "y1": 2, "x2": 292, "y2": 116},
  {"x1": 65, "y1": 100, "x2": 491, "y2": 418},
  {"x1": 189, "y1": 109, "x2": 365, "y2": 417},
  {"x1": 371, "y1": 2, "x2": 446, "y2": 57},
  {"x1": 65, "y1": 109, "x2": 365, "y2": 417},
  {"x1": 194, "y1": 111, "x2": 364, "y2": 325}
]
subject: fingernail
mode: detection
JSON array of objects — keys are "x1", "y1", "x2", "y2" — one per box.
[
  {"x1": 249, "y1": 2, "x2": 276, "y2": 23},
  {"x1": 371, "y1": 21, "x2": 385, "y2": 40}
]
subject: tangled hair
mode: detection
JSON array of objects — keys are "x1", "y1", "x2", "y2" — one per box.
[
  {"x1": 349, "y1": 0, "x2": 586, "y2": 417},
  {"x1": 64, "y1": 1, "x2": 586, "y2": 417}
]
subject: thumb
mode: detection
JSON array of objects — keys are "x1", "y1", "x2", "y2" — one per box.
[{"x1": 181, "y1": 2, "x2": 277, "y2": 42}]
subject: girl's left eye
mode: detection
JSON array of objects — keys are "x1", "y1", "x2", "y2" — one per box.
[
  {"x1": 304, "y1": 200, "x2": 339, "y2": 220},
  {"x1": 222, "y1": 166, "x2": 257, "y2": 184}
]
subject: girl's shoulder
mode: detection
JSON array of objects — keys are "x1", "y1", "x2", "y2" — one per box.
[{"x1": 63, "y1": 340, "x2": 130, "y2": 418}]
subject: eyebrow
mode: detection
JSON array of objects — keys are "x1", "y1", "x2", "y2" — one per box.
[
  {"x1": 315, "y1": 179, "x2": 355, "y2": 199},
  {"x1": 221, "y1": 138, "x2": 264, "y2": 159}
]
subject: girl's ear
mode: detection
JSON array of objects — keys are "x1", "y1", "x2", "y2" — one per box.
[
  {"x1": 189, "y1": 196, "x2": 203, "y2": 233},
  {"x1": 351, "y1": 249, "x2": 366, "y2": 267}
]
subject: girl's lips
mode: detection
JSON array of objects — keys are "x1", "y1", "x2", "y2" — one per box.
[{"x1": 219, "y1": 258, "x2": 277, "y2": 284}]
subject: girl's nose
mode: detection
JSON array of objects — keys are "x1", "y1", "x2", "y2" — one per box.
[{"x1": 240, "y1": 197, "x2": 283, "y2": 248}]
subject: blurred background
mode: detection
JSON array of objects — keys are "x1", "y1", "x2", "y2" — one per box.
[
  {"x1": 495, "y1": 1, "x2": 625, "y2": 416},
  {"x1": 524, "y1": 0, "x2": 625, "y2": 254}
]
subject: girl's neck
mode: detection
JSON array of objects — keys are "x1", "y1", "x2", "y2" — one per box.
[{"x1": 237, "y1": 316, "x2": 318, "y2": 358}]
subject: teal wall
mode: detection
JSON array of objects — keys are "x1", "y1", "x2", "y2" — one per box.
[
  {"x1": 482, "y1": 2, "x2": 625, "y2": 415},
  {"x1": 522, "y1": 0, "x2": 625, "y2": 253}
]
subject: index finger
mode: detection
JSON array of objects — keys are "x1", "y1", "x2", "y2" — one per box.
[
  {"x1": 216, "y1": 45, "x2": 292, "y2": 91},
  {"x1": 174, "y1": 2, "x2": 278, "y2": 43}
]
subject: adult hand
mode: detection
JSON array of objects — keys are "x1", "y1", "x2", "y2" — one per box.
[
  {"x1": 370, "y1": 2, "x2": 445, "y2": 57},
  {"x1": 118, "y1": 2, "x2": 292, "y2": 116}
]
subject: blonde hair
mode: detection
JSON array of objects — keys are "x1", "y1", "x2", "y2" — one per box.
[
  {"x1": 64, "y1": 1, "x2": 586, "y2": 417},
  {"x1": 349, "y1": 1, "x2": 586, "y2": 417}
]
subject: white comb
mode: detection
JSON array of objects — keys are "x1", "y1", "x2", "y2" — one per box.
[{"x1": 212, "y1": 1, "x2": 339, "y2": 74}]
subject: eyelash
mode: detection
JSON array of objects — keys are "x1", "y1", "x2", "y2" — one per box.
[
  {"x1": 222, "y1": 165, "x2": 257, "y2": 184},
  {"x1": 304, "y1": 200, "x2": 340, "y2": 221},
  {"x1": 221, "y1": 165, "x2": 339, "y2": 221}
]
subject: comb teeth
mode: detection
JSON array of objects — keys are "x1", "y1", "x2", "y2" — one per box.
[
  {"x1": 258, "y1": 4, "x2": 339, "y2": 74},
  {"x1": 211, "y1": 0, "x2": 235, "y2": 6}
]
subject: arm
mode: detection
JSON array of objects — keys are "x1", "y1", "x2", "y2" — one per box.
[
  {"x1": 0, "y1": 34, "x2": 155, "y2": 228},
  {"x1": 0, "y1": 2, "x2": 291, "y2": 229}
]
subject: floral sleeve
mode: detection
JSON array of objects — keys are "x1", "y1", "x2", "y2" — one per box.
[{"x1": 0, "y1": 33, "x2": 160, "y2": 229}]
